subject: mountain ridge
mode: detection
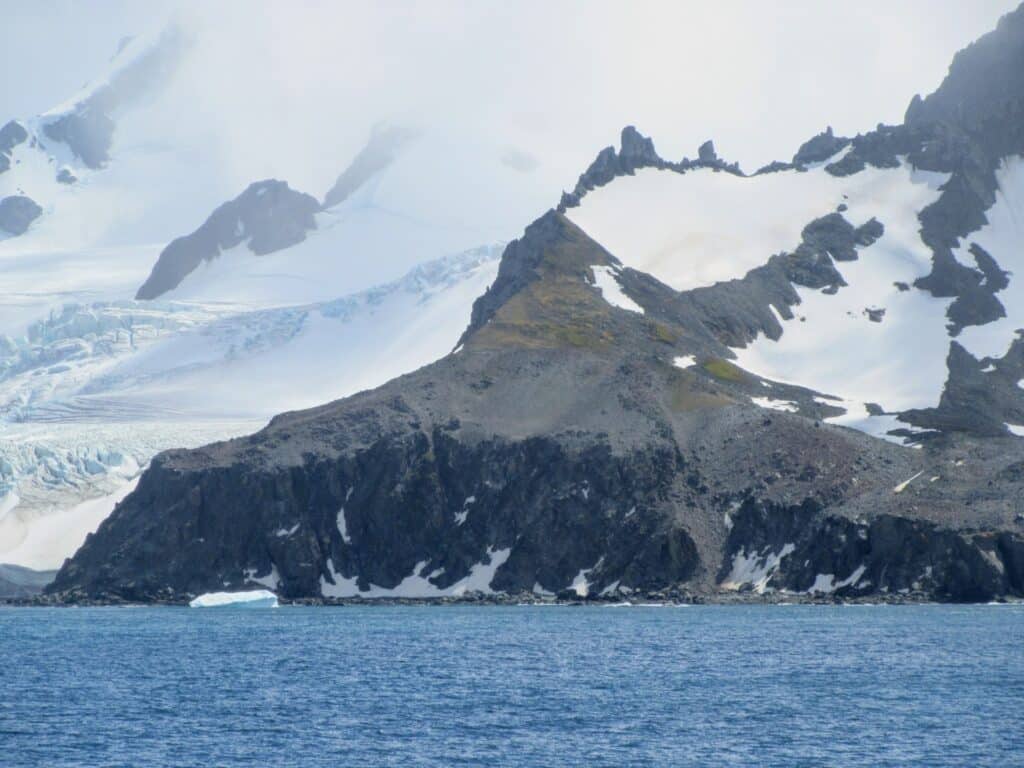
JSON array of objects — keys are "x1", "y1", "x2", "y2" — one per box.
[{"x1": 39, "y1": 3, "x2": 1024, "y2": 603}]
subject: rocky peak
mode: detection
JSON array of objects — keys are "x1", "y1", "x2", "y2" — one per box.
[
  {"x1": 905, "y1": 2, "x2": 1024, "y2": 132},
  {"x1": 457, "y1": 210, "x2": 614, "y2": 348},
  {"x1": 619, "y1": 125, "x2": 661, "y2": 167},
  {"x1": 557, "y1": 126, "x2": 667, "y2": 211},
  {"x1": 135, "y1": 179, "x2": 320, "y2": 300},
  {"x1": 791, "y1": 126, "x2": 850, "y2": 166},
  {"x1": 41, "y1": 25, "x2": 185, "y2": 169}
]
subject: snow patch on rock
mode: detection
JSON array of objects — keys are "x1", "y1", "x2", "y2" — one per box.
[
  {"x1": 320, "y1": 547, "x2": 512, "y2": 598},
  {"x1": 590, "y1": 265, "x2": 644, "y2": 314},
  {"x1": 720, "y1": 543, "x2": 795, "y2": 593}
]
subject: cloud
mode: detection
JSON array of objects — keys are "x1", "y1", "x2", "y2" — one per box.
[{"x1": 8, "y1": 0, "x2": 1020, "y2": 233}]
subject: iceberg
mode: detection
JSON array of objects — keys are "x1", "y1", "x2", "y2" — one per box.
[{"x1": 188, "y1": 590, "x2": 278, "y2": 608}]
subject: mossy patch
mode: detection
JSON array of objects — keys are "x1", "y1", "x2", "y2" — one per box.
[
  {"x1": 702, "y1": 358, "x2": 748, "y2": 383},
  {"x1": 647, "y1": 322, "x2": 677, "y2": 345},
  {"x1": 668, "y1": 379, "x2": 732, "y2": 412}
]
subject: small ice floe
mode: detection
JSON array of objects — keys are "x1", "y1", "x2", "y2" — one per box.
[
  {"x1": 1006, "y1": 423, "x2": 1024, "y2": 437},
  {"x1": 673, "y1": 355, "x2": 696, "y2": 369},
  {"x1": 189, "y1": 590, "x2": 278, "y2": 608},
  {"x1": 893, "y1": 470, "x2": 925, "y2": 494},
  {"x1": 590, "y1": 265, "x2": 644, "y2": 314},
  {"x1": 750, "y1": 396, "x2": 799, "y2": 413},
  {"x1": 981, "y1": 364, "x2": 996, "y2": 373},
  {"x1": 275, "y1": 522, "x2": 300, "y2": 538}
]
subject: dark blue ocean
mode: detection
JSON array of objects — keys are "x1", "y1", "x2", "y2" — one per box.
[{"x1": 2, "y1": 604, "x2": 1022, "y2": 767}]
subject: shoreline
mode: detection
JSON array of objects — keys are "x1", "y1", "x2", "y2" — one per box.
[{"x1": 4, "y1": 591, "x2": 1023, "y2": 608}]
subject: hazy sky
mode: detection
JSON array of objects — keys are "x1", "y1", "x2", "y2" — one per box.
[{"x1": 3, "y1": 0, "x2": 1019, "y2": 199}]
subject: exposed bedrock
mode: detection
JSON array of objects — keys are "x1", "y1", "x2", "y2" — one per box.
[
  {"x1": 0, "y1": 120, "x2": 28, "y2": 174},
  {"x1": 48, "y1": 429, "x2": 700, "y2": 601},
  {"x1": 722, "y1": 499, "x2": 1024, "y2": 602},
  {"x1": 792, "y1": 126, "x2": 850, "y2": 167},
  {"x1": 136, "y1": 179, "x2": 321, "y2": 300},
  {"x1": 0, "y1": 195, "x2": 43, "y2": 236}
]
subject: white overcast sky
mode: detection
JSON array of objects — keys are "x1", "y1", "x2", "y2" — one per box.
[{"x1": 2, "y1": 0, "x2": 1019, "y2": 197}]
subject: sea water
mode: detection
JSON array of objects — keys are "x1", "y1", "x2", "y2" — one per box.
[{"x1": 1, "y1": 604, "x2": 1022, "y2": 767}]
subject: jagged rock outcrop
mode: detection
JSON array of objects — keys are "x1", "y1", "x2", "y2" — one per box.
[
  {"x1": 557, "y1": 128, "x2": 745, "y2": 211},
  {"x1": 136, "y1": 180, "x2": 321, "y2": 300},
  {"x1": 0, "y1": 195, "x2": 43, "y2": 236},
  {"x1": 792, "y1": 126, "x2": 850, "y2": 166}
]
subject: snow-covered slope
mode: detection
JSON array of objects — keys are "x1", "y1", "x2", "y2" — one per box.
[
  {"x1": 953, "y1": 156, "x2": 1024, "y2": 360},
  {"x1": 564, "y1": 122, "x2": 1024, "y2": 441},
  {"x1": 0, "y1": 25, "x2": 527, "y2": 573}
]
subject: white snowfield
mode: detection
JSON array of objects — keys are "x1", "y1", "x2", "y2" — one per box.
[
  {"x1": 189, "y1": 590, "x2": 278, "y2": 608},
  {"x1": 954, "y1": 156, "x2": 1024, "y2": 361},
  {"x1": 567, "y1": 155, "x2": 885, "y2": 294},
  {"x1": 567, "y1": 152, "x2": 1002, "y2": 429}
]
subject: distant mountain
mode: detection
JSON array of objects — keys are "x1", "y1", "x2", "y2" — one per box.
[
  {"x1": 48, "y1": 4, "x2": 1024, "y2": 604},
  {"x1": 0, "y1": 26, "x2": 528, "y2": 574}
]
